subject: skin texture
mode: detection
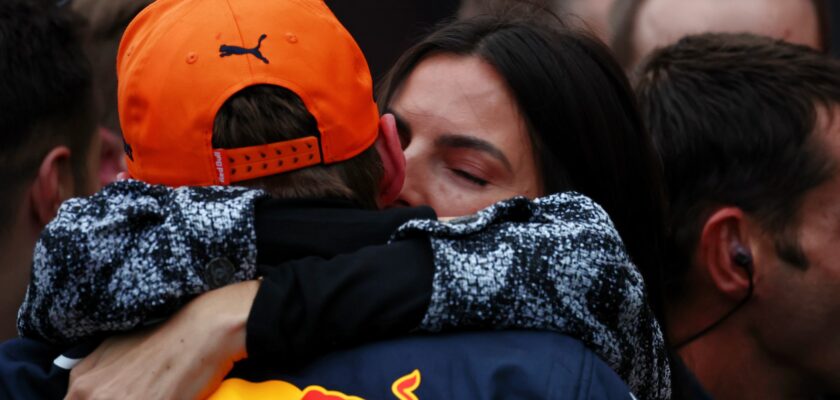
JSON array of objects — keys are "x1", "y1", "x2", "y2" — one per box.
[
  {"x1": 632, "y1": 0, "x2": 820, "y2": 68},
  {"x1": 65, "y1": 55, "x2": 545, "y2": 399},
  {"x1": 673, "y1": 108, "x2": 840, "y2": 399},
  {"x1": 747, "y1": 109, "x2": 840, "y2": 394},
  {"x1": 98, "y1": 127, "x2": 126, "y2": 188},
  {"x1": 566, "y1": 0, "x2": 614, "y2": 41},
  {"x1": 374, "y1": 114, "x2": 406, "y2": 208},
  {"x1": 66, "y1": 281, "x2": 259, "y2": 400},
  {"x1": 390, "y1": 54, "x2": 542, "y2": 217}
]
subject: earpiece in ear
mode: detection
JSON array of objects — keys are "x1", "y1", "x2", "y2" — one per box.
[
  {"x1": 676, "y1": 242, "x2": 756, "y2": 349},
  {"x1": 732, "y1": 246, "x2": 753, "y2": 269}
]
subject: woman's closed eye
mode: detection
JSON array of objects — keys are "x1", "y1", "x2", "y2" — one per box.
[{"x1": 449, "y1": 168, "x2": 490, "y2": 187}]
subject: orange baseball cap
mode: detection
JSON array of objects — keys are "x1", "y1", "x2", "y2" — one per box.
[{"x1": 117, "y1": 0, "x2": 379, "y2": 186}]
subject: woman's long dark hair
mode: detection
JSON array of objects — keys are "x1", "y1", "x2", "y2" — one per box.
[{"x1": 378, "y1": 14, "x2": 669, "y2": 321}]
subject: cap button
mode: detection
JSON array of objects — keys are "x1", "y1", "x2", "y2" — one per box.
[
  {"x1": 186, "y1": 52, "x2": 198, "y2": 64},
  {"x1": 286, "y1": 33, "x2": 298, "y2": 44}
]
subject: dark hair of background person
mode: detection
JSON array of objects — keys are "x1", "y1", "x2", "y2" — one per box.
[
  {"x1": 377, "y1": 12, "x2": 670, "y2": 323},
  {"x1": 609, "y1": 0, "x2": 831, "y2": 70},
  {"x1": 0, "y1": 0, "x2": 96, "y2": 236},
  {"x1": 635, "y1": 33, "x2": 840, "y2": 298},
  {"x1": 71, "y1": 0, "x2": 154, "y2": 136},
  {"x1": 72, "y1": 0, "x2": 151, "y2": 189},
  {"x1": 212, "y1": 85, "x2": 383, "y2": 209}
]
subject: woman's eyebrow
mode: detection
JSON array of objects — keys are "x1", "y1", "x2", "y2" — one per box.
[{"x1": 436, "y1": 133, "x2": 513, "y2": 172}]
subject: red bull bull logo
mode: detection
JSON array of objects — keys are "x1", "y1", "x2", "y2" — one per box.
[
  {"x1": 210, "y1": 370, "x2": 423, "y2": 399},
  {"x1": 391, "y1": 370, "x2": 421, "y2": 400}
]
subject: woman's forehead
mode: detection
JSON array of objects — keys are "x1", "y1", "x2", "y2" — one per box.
[
  {"x1": 390, "y1": 54, "x2": 533, "y2": 172},
  {"x1": 392, "y1": 55, "x2": 525, "y2": 139}
]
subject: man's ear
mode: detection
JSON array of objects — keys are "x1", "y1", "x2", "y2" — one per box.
[
  {"x1": 374, "y1": 113, "x2": 406, "y2": 208},
  {"x1": 696, "y1": 207, "x2": 754, "y2": 301},
  {"x1": 30, "y1": 146, "x2": 73, "y2": 227}
]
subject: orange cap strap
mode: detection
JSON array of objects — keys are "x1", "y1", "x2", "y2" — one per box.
[{"x1": 212, "y1": 136, "x2": 321, "y2": 184}]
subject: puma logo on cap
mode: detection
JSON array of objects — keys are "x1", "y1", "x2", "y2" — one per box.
[{"x1": 219, "y1": 34, "x2": 269, "y2": 64}]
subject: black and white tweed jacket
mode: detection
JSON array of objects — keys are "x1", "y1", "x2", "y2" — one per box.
[{"x1": 18, "y1": 180, "x2": 670, "y2": 399}]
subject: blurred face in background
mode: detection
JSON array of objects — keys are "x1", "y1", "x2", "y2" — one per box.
[
  {"x1": 388, "y1": 53, "x2": 542, "y2": 217},
  {"x1": 631, "y1": 0, "x2": 820, "y2": 68},
  {"x1": 459, "y1": 0, "x2": 616, "y2": 41},
  {"x1": 566, "y1": 0, "x2": 615, "y2": 41}
]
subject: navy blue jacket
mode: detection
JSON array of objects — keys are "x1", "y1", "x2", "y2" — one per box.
[{"x1": 0, "y1": 331, "x2": 632, "y2": 399}]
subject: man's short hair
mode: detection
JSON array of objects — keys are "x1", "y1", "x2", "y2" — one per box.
[
  {"x1": 213, "y1": 85, "x2": 383, "y2": 209},
  {"x1": 635, "y1": 33, "x2": 840, "y2": 294},
  {"x1": 609, "y1": 0, "x2": 831, "y2": 70},
  {"x1": 0, "y1": 0, "x2": 96, "y2": 233}
]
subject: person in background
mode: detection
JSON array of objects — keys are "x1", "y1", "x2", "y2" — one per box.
[
  {"x1": 610, "y1": 0, "x2": 828, "y2": 71},
  {"x1": 460, "y1": 0, "x2": 616, "y2": 40},
  {"x1": 0, "y1": 0, "x2": 100, "y2": 341},
  {"x1": 637, "y1": 33, "x2": 840, "y2": 399}
]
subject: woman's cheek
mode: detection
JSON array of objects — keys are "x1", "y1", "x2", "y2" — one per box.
[
  {"x1": 423, "y1": 164, "x2": 505, "y2": 216},
  {"x1": 431, "y1": 183, "x2": 505, "y2": 217}
]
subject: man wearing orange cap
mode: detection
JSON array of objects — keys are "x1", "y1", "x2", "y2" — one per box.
[{"x1": 116, "y1": 0, "x2": 404, "y2": 206}]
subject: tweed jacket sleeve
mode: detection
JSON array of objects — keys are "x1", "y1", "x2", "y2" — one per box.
[
  {"x1": 393, "y1": 193, "x2": 670, "y2": 400},
  {"x1": 17, "y1": 180, "x2": 268, "y2": 344}
]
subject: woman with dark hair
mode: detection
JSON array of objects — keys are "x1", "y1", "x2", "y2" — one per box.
[
  {"x1": 379, "y1": 15, "x2": 666, "y2": 317},
  {"x1": 15, "y1": 12, "x2": 671, "y2": 400}
]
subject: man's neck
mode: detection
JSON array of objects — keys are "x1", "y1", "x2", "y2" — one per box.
[
  {"x1": 0, "y1": 220, "x2": 39, "y2": 341},
  {"x1": 675, "y1": 311, "x2": 812, "y2": 399}
]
